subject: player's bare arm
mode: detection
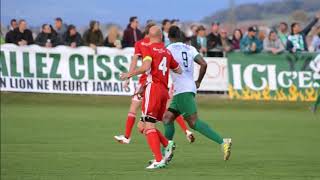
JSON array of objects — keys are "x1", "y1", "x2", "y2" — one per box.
[
  {"x1": 194, "y1": 55, "x2": 207, "y2": 89},
  {"x1": 120, "y1": 58, "x2": 151, "y2": 80}
]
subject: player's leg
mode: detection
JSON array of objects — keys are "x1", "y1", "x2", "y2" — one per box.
[
  {"x1": 167, "y1": 85, "x2": 193, "y2": 140},
  {"x1": 114, "y1": 97, "x2": 140, "y2": 144},
  {"x1": 143, "y1": 83, "x2": 167, "y2": 169},
  {"x1": 311, "y1": 93, "x2": 320, "y2": 113},
  {"x1": 310, "y1": 79, "x2": 320, "y2": 113},
  {"x1": 178, "y1": 92, "x2": 232, "y2": 160}
]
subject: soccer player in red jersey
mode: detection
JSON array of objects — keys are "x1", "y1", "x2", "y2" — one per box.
[
  {"x1": 114, "y1": 23, "x2": 194, "y2": 145},
  {"x1": 120, "y1": 26, "x2": 182, "y2": 169}
]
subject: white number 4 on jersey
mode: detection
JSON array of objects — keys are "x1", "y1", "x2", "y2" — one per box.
[{"x1": 158, "y1": 57, "x2": 168, "y2": 76}]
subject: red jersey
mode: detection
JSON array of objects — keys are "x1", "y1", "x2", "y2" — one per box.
[{"x1": 141, "y1": 42, "x2": 179, "y2": 89}]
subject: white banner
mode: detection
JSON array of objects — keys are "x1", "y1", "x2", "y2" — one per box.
[
  {"x1": 0, "y1": 44, "x2": 228, "y2": 95},
  {"x1": 194, "y1": 57, "x2": 228, "y2": 91}
]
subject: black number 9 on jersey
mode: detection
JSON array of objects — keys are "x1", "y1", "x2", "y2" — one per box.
[{"x1": 182, "y1": 52, "x2": 188, "y2": 68}]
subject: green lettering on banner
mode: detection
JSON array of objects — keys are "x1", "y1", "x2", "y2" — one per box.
[
  {"x1": 0, "y1": 51, "x2": 8, "y2": 76},
  {"x1": 97, "y1": 55, "x2": 112, "y2": 80},
  {"x1": 36, "y1": 53, "x2": 48, "y2": 78},
  {"x1": 87, "y1": 55, "x2": 95, "y2": 80},
  {"x1": 10, "y1": 51, "x2": 21, "y2": 77},
  {"x1": 227, "y1": 52, "x2": 318, "y2": 102},
  {"x1": 49, "y1": 54, "x2": 62, "y2": 78},
  {"x1": 69, "y1": 54, "x2": 85, "y2": 80},
  {"x1": 23, "y1": 52, "x2": 34, "y2": 77},
  {"x1": 114, "y1": 55, "x2": 128, "y2": 81}
]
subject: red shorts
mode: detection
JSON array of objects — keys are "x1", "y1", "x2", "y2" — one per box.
[{"x1": 142, "y1": 83, "x2": 169, "y2": 121}]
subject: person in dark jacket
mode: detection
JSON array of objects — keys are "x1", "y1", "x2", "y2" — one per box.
[
  {"x1": 63, "y1": 25, "x2": 83, "y2": 48},
  {"x1": 206, "y1": 22, "x2": 222, "y2": 50},
  {"x1": 35, "y1": 24, "x2": 59, "y2": 47},
  {"x1": 5, "y1": 19, "x2": 18, "y2": 43},
  {"x1": 11, "y1": 19, "x2": 34, "y2": 45},
  {"x1": 83, "y1": 20, "x2": 104, "y2": 49},
  {"x1": 287, "y1": 13, "x2": 319, "y2": 53},
  {"x1": 122, "y1": 16, "x2": 143, "y2": 47},
  {"x1": 191, "y1": 25, "x2": 207, "y2": 56}
]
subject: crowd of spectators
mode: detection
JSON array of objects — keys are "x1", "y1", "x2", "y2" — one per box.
[{"x1": 1, "y1": 13, "x2": 320, "y2": 56}]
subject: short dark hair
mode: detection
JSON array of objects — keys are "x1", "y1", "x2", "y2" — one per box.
[
  {"x1": 291, "y1": 22, "x2": 299, "y2": 34},
  {"x1": 41, "y1": 23, "x2": 49, "y2": 29},
  {"x1": 280, "y1": 22, "x2": 288, "y2": 28},
  {"x1": 171, "y1": 19, "x2": 179, "y2": 24},
  {"x1": 162, "y1": 19, "x2": 170, "y2": 26},
  {"x1": 10, "y1": 19, "x2": 17, "y2": 24},
  {"x1": 168, "y1": 25, "x2": 181, "y2": 39},
  {"x1": 55, "y1": 17, "x2": 63, "y2": 22},
  {"x1": 129, "y1": 16, "x2": 138, "y2": 23}
]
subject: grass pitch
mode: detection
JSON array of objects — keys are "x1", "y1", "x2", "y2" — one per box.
[{"x1": 1, "y1": 93, "x2": 320, "y2": 180}]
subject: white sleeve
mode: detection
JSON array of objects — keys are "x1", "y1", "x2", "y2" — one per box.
[{"x1": 190, "y1": 46, "x2": 200, "y2": 61}]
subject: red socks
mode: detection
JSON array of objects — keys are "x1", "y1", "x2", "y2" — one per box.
[
  {"x1": 176, "y1": 115, "x2": 188, "y2": 133},
  {"x1": 145, "y1": 129, "x2": 162, "y2": 162},
  {"x1": 124, "y1": 112, "x2": 136, "y2": 138},
  {"x1": 156, "y1": 129, "x2": 168, "y2": 147}
]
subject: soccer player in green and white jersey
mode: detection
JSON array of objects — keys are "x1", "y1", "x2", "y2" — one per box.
[
  {"x1": 163, "y1": 26, "x2": 232, "y2": 161},
  {"x1": 309, "y1": 54, "x2": 320, "y2": 113}
]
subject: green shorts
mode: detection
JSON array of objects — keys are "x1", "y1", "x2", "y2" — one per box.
[{"x1": 168, "y1": 92, "x2": 197, "y2": 118}]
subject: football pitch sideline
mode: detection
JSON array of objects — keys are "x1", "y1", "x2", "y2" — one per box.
[{"x1": 1, "y1": 93, "x2": 320, "y2": 180}]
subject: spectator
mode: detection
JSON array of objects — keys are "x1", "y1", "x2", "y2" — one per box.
[
  {"x1": 122, "y1": 16, "x2": 142, "y2": 47},
  {"x1": 5, "y1": 19, "x2": 18, "y2": 43},
  {"x1": 277, "y1": 22, "x2": 289, "y2": 47},
  {"x1": 54, "y1": 17, "x2": 67, "y2": 42},
  {"x1": 9, "y1": 19, "x2": 18, "y2": 30},
  {"x1": 63, "y1": 24, "x2": 83, "y2": 48},
  {"x1": 104, "y1": 26, "x2": 122, "y2": 48},
  {"x1": 12, "y1": 19, "x2": 34, "y2": 45},
  {"x1": 191, "y1": 25, "x2": 207, "y2": 56},
  {"x1": 231, "y1": 29, "x2": 243, "y2": 50},
  {"x1": 240, "y1": 26, "x2": 263, "y2": 54},
  {"x1": 190, "y1": 24, "x2": 198, "y2": 37},
  {"x1": 263, "y1": 30, "x2": 285, "y2": 55},
  {"x1": 220, "y1": 28, "x2": 232, "y2": 53},
  {"x1": 310, "y1": 26, "x2": 320, "y2": 52},
  {"x1": 287, "y1": 14, "x2": 319, "y2": 53},
  {"x1": 35, "y1": 24, "x2": 59, "y2": 47},
  {"x1": 207, "y1": 22, "x2": 222, "y2": 50},
  {"x1": 83, "y1": 20, "x2": 104, "y2": 49},
  {"x1": 162, "y1": 19, "x2": 171, "y2": 46}
]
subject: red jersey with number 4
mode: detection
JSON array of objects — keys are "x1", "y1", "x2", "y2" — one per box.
[
  {"x1": 141, "y1": 42, "x2": 180, "y2": 88},
  {"x1": 134, "y1": 37, "x2": 150, "y2": 84}
]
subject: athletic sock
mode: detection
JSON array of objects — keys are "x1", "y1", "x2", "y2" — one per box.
[
  {"x1": 194, "y1": 119, "x2": 224, "y2": 144},
  {"x1": 124, "y1": 112, "x2": 136, "y2": 139},
  {"x1": 145, "y1": 129, "x2": 162, "y2": 162},
  {"x1": 164, "y1": 122, "x2": 175, "y2": 140},
  {"x1": 314, "y1": 94, "x2": 320, "y2": 110},
  {"x1": 175, "y1": 115, "x2": 188, "y2": 133},
  {"x1": 156, "y1": 129, "x2": 168, "y2": 147}
]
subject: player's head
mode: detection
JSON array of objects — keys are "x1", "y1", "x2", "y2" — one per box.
[
  {"x1": 168, "y1": 25, "x2": 182, "y2": 43},
  {"x1": 144, "y1": 22, "x2": 156, "y2": 37},
  {"x1": 149, "y1": 26, "x2": 162, "y2": 43}
]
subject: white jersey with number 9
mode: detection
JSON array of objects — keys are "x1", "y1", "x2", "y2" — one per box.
[{"x1": 167, "y1": 42, "x2": 200, "y2": 95}]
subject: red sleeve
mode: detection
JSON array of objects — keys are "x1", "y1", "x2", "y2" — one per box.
[
  {"x1": 134, "y1": 41, "x2": 141, "y2": 56},
  {"x1": 169, "y1": 54, "x2": 179, "y2": 70},
  {"x1": 141, "y1": 46, "x2": 153, "y2": 62}
]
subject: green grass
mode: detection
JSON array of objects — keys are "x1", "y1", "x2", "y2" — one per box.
[{"x1": 1, "y1": 93, "x2": 320, "y2": 180}]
